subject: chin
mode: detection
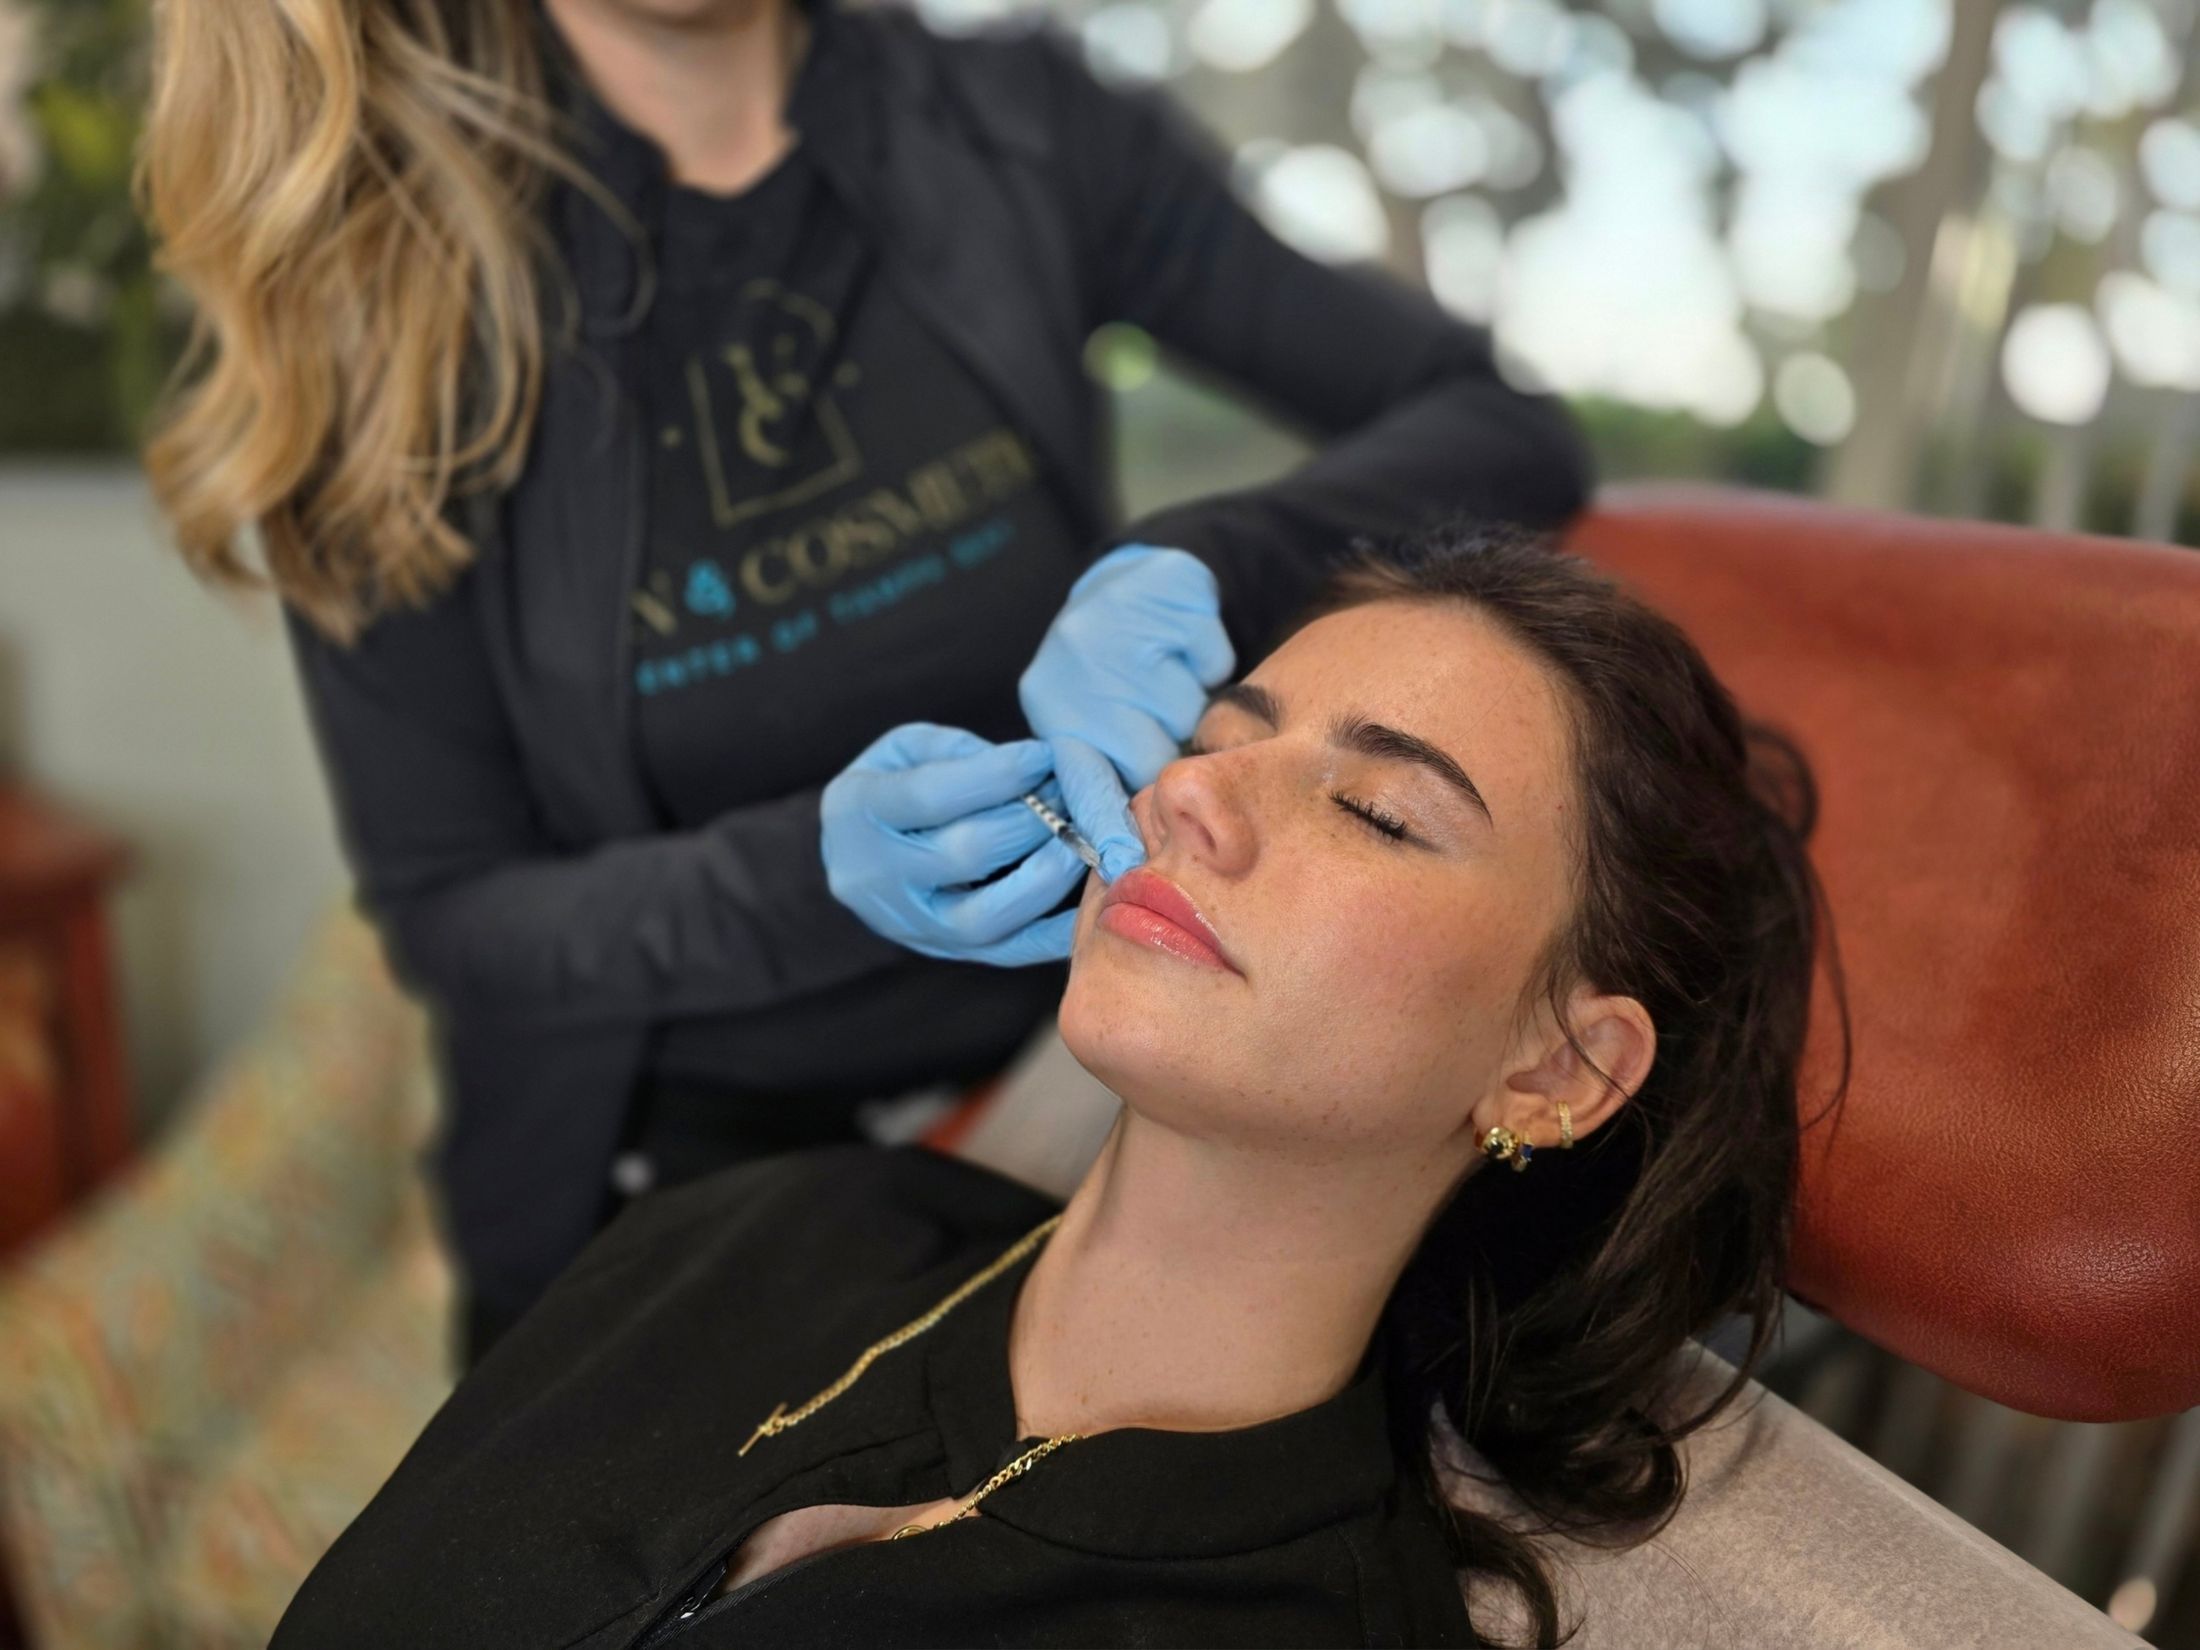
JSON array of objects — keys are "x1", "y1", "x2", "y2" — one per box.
[
  {"x1": 1059, "y1": 933, "x2": 1169, "y2": 1089},
  {"x1": 1059, "y1": 932, "x2": 1322, "y2": 1149},
  {"x1": 1059, "y1": 931, "x2": 1230, "y2": 1127}
]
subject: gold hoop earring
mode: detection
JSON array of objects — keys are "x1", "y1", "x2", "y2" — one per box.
[
  {"x1": 1479, "y1": 1125, "x2": 1534, "y2": 1172},
  {"x1": 1558, "y1": 1102, "x2": 1574, "y2": 1149}
]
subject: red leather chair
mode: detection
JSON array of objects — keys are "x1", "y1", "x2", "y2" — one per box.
[{"x1": 1566, "y1": 483, "x2": 2200, "y2": 1423}]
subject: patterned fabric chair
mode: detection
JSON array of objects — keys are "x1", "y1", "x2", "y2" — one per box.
[{"x1": 0, "y1": 909, "x2": 451, "y2": 1650}]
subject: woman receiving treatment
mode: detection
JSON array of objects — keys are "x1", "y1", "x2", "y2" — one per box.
[{"x1": 271, "y1": 522, "x2": 1844, "y2": 1648}]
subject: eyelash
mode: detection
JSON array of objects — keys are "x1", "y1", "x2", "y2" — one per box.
[
  {"x1": 1333, "y1": 793, "x2": 1411, "y2": 842},
  {"x1": 1180, "y1": 738, "x2": 1413, "y2": 845}
]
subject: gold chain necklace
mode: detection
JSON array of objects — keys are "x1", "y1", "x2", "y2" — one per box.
[
  {"x1": 737, "y1": 1212, "x2": 1076, "y2": 1535},
  {"x1": 886, "y1": 1432, "x2": 1081, "y2": 1539}
]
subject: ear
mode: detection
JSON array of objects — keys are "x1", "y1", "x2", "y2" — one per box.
[{"x1": 1491, "y1": 990, "x2": 1655, "y2": 1150}]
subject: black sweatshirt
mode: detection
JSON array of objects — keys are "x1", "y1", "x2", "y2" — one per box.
[
  {"x1": 269, "y1": 1145, "x2": 1477, "y2": 1648},
  {"x1": 618, "y1": 45, "x2": 1087, "y2": 1121},
  {"x1": 628, "y1": 132, "x2": 1082, "y2": 824},
  {"x1": 282, "y1": 0, "x2": 1596, "y2": 1335}
]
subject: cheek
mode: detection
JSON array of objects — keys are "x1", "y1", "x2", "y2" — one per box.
[
  {"x1": 1255, "y1": 876, "x2": 1537, "y2": 1131},
  {"x1": 1056, "y1": 856, "x2": 1544, "y2": 1153}
]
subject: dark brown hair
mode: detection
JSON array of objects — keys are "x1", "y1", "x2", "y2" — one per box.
[{"x1": 1294, "y1": 519, "x2": 1850, "y2": 1646}]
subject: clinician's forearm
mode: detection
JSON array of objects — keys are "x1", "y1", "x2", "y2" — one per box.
[
  {"x1": 1119, "y1": 369, "x2": 1596, "y2": 664},
  {"x1": 365, "y1": 795, "x2": 905, "y2": 1031}
]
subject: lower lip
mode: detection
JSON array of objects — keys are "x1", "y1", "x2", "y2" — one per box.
[{"x1": 1098, "y1": 902, "x2": 1236, "y2": 974}]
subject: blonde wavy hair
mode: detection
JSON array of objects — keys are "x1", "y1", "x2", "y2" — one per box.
[{"x1": 140, "y1": 0, "x2": 590, "y2": 644}]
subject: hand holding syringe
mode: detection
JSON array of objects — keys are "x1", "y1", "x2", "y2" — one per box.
[
  {"x1": 819, "y1": 725, "x2": 1092, "y2": 967},
  {"x1": 821, "y1": 544, "x2": 1224, "y2": 965}
]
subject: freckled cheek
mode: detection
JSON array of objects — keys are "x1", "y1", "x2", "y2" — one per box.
[
  {"x1": 1281, "y1": 890, "x2": 1527, "y2": 1050},
  {"x1": 1258, "y1": 890, "x2": 1452, "y2": 1029}
]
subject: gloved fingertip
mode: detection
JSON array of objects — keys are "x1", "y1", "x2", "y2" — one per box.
[{"x1": 1100, "y1": 842, "x2": 1146, "y2": 882}]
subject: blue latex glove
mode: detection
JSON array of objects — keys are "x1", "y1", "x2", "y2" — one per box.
[
  {"x1": 820, "y1": 723, "x2": 1086, "y2": 966},
  {"x1": 1018, "y1": 543, "x2": 1234, "y2": 881}
]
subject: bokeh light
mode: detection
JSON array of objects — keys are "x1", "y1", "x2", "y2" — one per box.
[
  {"x1": 1368, "y1": 99, "x2": 1489, "y2": 197},
  {"x1": 1652, "y1": 0, "x2": 1767, "y2": 62},
  {"x1": 1243, "y1": 143, "x2": 1391, "y2": 264},
  {"x1": 2046, "y1": 147, "x2": 2121, "y2": 246},
  {"x1": 2143, "y1": 209, "x2": 2200, "y2": 298},
  {"x1": 2002, "y1": 303, "x2": 2112, "y2": 426},
  {"x1": 1773, "y1": 351, "x2": 1857, "y2": 444},
  {"x1": 2139, "y1": 118, "x2": 2200, "y2": 213},
  {"x1": 1729, "y1": 180, "x2": 1858, "y2": 321},
  {"x1": 1421, "y1": 193, "x2": 1505, "y2": 320},
  {"x1": 1337, "y1": 0, "x2": 1447, "y2": 67},
  {"x1": 1185, "y1": 0, "x2": 1311, "y2": 74},
  {"x1": 2097, "y1": 271, "x2": 2200, "y2": 392},
  {"x1": 1082, "y1": 3, "x2": 1175, "y2": 85}
]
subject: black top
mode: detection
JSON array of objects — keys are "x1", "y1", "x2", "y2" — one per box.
[
  {"x1": 629, "y1": 77, "x2": 1079, "y2": 824},
  {"x1": 270, "y1": 1147, "x2": 1476, "y2": 1648},
  {"x1": 280, "y1": 0, "x2": 1596, "y2": 1331}
]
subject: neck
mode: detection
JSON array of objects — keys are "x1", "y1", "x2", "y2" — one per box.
[
  {"x1": 542, "y1": 0, "x2": 809, "y2": 194},
  {"x1": 1007, "y1": 1109, "x2": 1451, "y2": 1440}
]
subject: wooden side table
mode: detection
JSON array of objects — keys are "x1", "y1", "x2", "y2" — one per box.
[{"x1": 0, "y1": 785, "x2": 134, "y2": 1261}]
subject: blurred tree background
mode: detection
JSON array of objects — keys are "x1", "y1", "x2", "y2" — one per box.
[
  {"x1": 0, "y1": 0, "x2": 180, "y2": 454},
  {"x1": 1043, "y1": 0, "x2": 2200, "y2": 543},
  {"x1": 3, "y1": 0, "x2": 2198, "y2": 548}
]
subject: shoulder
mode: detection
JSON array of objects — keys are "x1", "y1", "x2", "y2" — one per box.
[
  {"x1": 444, "y1": 1145, "x2": 1062, "y2": 1484},
  {"x1": 443, "y1": 1145, "x2": 1058, "y2": 1430},
  {"x1": 844, "y1": 3, "x2": 1108, "y2": 161},
  {"x1": 851, "y1": 2, "x2": 1073, "y2": 82}
]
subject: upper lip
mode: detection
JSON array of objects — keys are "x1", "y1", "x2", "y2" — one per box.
[{"x1": 1100, "y1": 867, "x2": 1240, "y2": 973}]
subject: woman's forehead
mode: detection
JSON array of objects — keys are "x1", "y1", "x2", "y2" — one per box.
[{"x1": 1242, "y1": 604, "x2": 1569, "y2": 771}]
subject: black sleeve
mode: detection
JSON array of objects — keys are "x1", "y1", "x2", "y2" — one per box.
[
  {"x1": 284, "y1": 572, "x2": 906, "y2": 1034},
  {"x1": 1038, "y1": 30, "x2": 1596, "y2": 663}
]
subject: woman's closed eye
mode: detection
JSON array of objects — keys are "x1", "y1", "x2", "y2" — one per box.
[
  {"x1": 1180, "y1": 735, "x2": 1417, "y2": 847},
  {"x1": 1332, "y1": 793, "x2": 1411, "y2": 842}
]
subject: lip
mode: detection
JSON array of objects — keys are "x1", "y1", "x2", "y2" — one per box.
[{"x1": 1097, "y1": 867, "x2": 1240, "y2": 976}]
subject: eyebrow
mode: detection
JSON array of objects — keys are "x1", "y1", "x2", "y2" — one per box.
[{"x1": 1203, "y1": 681, "x2": 1494, "y2": 826}]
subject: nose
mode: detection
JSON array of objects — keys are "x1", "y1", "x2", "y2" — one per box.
[{"x1": 1137, "y1": 746, "x2": 1255, "y2": 876}]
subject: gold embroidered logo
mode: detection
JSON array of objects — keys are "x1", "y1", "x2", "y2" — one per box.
[
  {"x1": 638, "y1": 275, "x2": 1046, "y2": 664},
  {"x1": 674, "y1": 279, "x2": 866, "y2": 529}
]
